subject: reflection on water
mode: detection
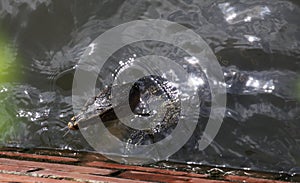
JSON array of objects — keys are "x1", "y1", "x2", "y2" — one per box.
[
  {"x1": 218, "y1": 2, "x2": 271, "y2": 24},
  {"x1": 0, "y1": 0, "x2": 299, "y2": 174}
]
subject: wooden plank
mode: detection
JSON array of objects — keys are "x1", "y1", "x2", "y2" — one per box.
[
  {"x1": 85, "y1": 161, "x2": 208, "y2": 178},
  {"x1": 0, "y1": 158, "x2": 149, "y2": 182},
  {"x1": 35, "y1": 169, "x2": 149, "y2": 183},
  {"x1": 0, "y1": 174, "x2": 77, "y2": 183},
  {"x1": 118, "y1": 170, "x2": 226, "y2": 183},
  {"x1": 224, "y1": 175, "x2": 286, "y2": 183},
  {"x1": 0, "y1": 151, "x2": 79, "y2": 163},
  {"x1": 0, "y1": 158, "x2": 115, "y2": 175},
  {"x1": 0, "y1": 149, "x2": 294, "y2": 183}
]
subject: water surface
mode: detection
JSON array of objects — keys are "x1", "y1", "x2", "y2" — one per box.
[{"x1": 0, "y1": 0, "x2": 299, "y2": 174}]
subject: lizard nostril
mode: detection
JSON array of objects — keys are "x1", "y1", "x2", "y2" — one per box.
[{"x1": 71, "y1": 116, "x2": 76, "y2": 122}]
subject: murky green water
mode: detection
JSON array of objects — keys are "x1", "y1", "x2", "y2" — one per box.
[{"x1": 0, "y1": 0, "x2": 299, "y2": 174}]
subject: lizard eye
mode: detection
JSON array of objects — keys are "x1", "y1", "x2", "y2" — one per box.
[{"x1": 68, "y1": 122, "x2": 79, "y2": 130}]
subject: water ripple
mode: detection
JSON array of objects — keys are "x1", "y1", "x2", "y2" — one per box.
[{"x1": 0, "y1": 0, "x2": 299, "y2": 173}]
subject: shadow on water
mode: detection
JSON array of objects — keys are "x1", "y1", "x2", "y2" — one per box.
[{"x1": 0, "y1": 0, "x2": 299, "y2": 175}]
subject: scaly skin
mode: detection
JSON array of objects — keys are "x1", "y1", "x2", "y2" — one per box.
[{"x1": 67, "y1": 76, "x2": 180, "y2": 145}]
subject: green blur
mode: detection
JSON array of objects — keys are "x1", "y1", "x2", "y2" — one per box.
[
  {"x1": 0, "y1": 35, "x2": 18, "y2": 83},
  {"x1": 0, "y1": 33, "x2": 20, "y2": 144},
  {"x1": 296, "y1": 79, "x2": 300, "y2": 102}
]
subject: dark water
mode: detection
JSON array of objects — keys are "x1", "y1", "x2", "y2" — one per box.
[{"x1": 0, "y1": 0, "x2": 300, "y2": 175}]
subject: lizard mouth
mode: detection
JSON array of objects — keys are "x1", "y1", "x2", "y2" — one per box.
[{"x1": 69, "y1": 80, "x2": 149, "y2": 129}]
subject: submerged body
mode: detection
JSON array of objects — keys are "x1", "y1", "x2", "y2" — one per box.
[{"x1": 68, "y1": 76, "x2": 181, "y2": 145}]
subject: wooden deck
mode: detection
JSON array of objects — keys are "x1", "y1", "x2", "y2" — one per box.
[{"x1": 0, "y1": 148, "x2": 297, "y2": 182}]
